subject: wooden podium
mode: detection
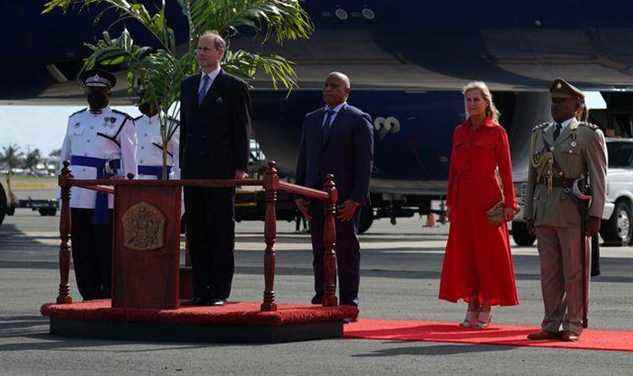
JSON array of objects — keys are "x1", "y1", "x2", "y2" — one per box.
[{"x1": 111, "y1": 184, "x2": 181, "y2": 309}]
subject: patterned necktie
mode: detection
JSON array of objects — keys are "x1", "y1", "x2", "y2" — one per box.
[
  {"x1": 553, "y1": 122, "x2": 562, "y2": 141},
  {"x1": 198, "y1": 75, "x2": 210, "y2": 105},
  {"x1": 322, "y1": 109, "x2": 335, "y2": 144}
]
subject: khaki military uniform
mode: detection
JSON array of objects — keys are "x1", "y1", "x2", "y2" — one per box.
[{"x1": 524, "y1": 117, "x2": 607, "y2": 335}]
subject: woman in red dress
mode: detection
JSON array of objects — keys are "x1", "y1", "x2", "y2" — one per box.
[{"x1": 439, "y1": 81, "x2": 519, "y2": 328}]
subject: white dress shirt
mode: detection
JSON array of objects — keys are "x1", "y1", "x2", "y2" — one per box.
[
  {"x1": 198, "y1": 66, "x2": 222, "y2": 99},
  {"x1": 323, "y1": 102, "x2": 346, "y2": 126}
]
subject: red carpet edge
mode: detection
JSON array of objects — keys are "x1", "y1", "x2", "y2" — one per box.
[{"x1": 344, "y1": 319, "x2": 633, "y2": 352}]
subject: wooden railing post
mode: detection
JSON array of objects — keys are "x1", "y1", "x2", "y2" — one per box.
[
  {"x1": 261, "y1": 161, "x2": 279, "y2": 311},
  {"x1": 322, "y1": 174, "x2": 338, "y2": 306},
  {"x1": 57, "y1": 161, "x2": 73, "y2": 304}
]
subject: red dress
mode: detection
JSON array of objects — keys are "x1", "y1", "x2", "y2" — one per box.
[{"x1": 439, "y1": 117, "x2": 519, "y2": 306}]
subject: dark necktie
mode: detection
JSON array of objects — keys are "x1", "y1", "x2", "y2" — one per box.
[
  {"x1": 322, "y1": 109, "x2": 335, "y2": 143},
  {"x1": 198, "y1": 75, "x2": 210, "y2": 105},
  {"x1": 553, "y1": 122, "x2": 562, "y2": 141}
]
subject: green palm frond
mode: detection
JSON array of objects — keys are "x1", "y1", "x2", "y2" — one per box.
[
  {"x1": 44, "y1": 0, "x2": 176, "y2": 52},
  {"x1": 223, "y1": 50, "x2": 296, "y2": 90},
  {"x1": 189, "y1": 0, "x2": 312, "y2": 43}
]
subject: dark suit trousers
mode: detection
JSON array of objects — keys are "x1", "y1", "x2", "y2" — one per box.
[
  {"x1": 310, "y1": 202, "x2": 361, "y2": 305},
  {"x1": 184, "y1": 187, "x2": 235, "y2": 300},
  {"x1": 70, "y1": 208, "x2": 113, "y2": 300}
]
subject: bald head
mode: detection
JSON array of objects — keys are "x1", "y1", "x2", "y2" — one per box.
[
  {"x1": 323, "y1": 72, "x2": 351, "y2": 107},
  {"x1": 328, "y1": 72, "x2": 350, "y2": 88}
]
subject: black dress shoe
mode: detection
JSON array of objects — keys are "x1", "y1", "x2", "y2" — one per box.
[
  {"x1": 190, "y1": 297, "x2": 207, "y2": 306},
  {"x1": 341, "y1": 299, "x2": 359, "y2": 307},
  {"x1": 527, "y1": 330, "x2": 561, "y2": 340},
  {"x1": 207, "y1": 299, "x2": 225, "y2": 306},
  {"x1": 311, "y1": 295, "x2": 323, "y2": 305}
]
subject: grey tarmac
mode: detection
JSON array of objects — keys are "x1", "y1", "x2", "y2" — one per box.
[{"x1": 1, "y1": 210, "x2": 632, "y2": 376}]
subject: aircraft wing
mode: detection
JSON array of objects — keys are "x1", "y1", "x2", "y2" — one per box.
[{"x1": 3, "y1": 27, "x2": 633, "y2": 105}]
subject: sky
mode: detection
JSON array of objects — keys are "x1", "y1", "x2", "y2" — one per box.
[{"x1": 0, "y1": 105, "x2": 141, "y2": 157}]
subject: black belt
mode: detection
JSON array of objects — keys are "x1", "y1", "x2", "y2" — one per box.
[{"x1": 537, "y1": 176, "x2": 575, "y2": 188}]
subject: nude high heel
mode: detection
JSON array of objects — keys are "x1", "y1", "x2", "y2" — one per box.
[
  {"x1": 460, "y1": 299, "x2": 480, "y2": 328},
  {"x1": 476, "y1": 305, "x2": 492, "y2": 329},
  {"x1": 460, "y1": 309, "x2": 478, "y2": 328}
]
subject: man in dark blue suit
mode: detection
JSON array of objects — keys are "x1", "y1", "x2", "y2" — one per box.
[
  {"x1": 295, "y1": 72, "x2": 374, "y2": 307},
  {"x1": 179, "y1": 31, "x2": 251, "y2": 306}
]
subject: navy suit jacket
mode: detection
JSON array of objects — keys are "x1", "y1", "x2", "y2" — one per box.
[
  {"x1": 179, "y1": 70, "x2": 251, "y2": 179},
  {"x1": 295, "y1": 103, "x2": 374, "y2": 204}
]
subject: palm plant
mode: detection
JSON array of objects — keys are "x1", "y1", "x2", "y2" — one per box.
[
  {"x1": 43, "y1": 0, "x2": 313, "y2": 179},
  {"x1": 24, "y1": 149, "x2": 43, "y2": 174}
]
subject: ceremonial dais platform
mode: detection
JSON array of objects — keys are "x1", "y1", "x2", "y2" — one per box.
[
  {"x1": 45, "y1": 163, "x2": 351, "y2": 343},
  {"x1": 41, "y1": 300, "x2": 358, "y2": 343}
]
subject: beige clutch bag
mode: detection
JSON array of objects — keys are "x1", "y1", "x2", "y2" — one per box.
[{"x1": 486, "y1": 201, "x2": 506, "y2": 225}]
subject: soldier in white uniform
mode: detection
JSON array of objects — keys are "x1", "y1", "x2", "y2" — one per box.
[
  {"x1": 59, "y1": 69, "x2": 137, "y2": 300},
  {"x1": 133, "y1": 100, "x2": 180, "y2": 180}
]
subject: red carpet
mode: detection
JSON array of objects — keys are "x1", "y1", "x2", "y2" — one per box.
[
  {"x1": 344, "y1": 319, "x2": 633, "y2": 352},
  {"x1": 41, "y1": 300, "x2": 358, "y2": 326}
]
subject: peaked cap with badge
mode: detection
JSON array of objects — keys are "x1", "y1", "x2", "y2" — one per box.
[
  {"x1": 80, "y1": 69, "x2": 117, "y2": 89},
  {"x1": 550, "y1": 78, "x2": 584, "y2": 100}
]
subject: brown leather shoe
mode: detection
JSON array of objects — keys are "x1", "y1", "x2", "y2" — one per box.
[
  {"x1": 560, "y1": 330, "x2": 580, "y2": 342},
  {"x1": 527, "y1": 330, "x2": 561, "y2": 340}
]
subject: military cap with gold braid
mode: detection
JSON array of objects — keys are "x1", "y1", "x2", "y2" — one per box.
[{"x1": 550, "y1": 78, "x2": 584, "y2": 100}]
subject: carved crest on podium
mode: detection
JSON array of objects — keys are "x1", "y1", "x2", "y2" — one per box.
[{"x1": 121, "y1": 201, "x2": 166, "y2": 251}]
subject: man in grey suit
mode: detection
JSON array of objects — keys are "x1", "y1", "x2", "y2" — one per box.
[{"x1": 295, "y1": 72, "x2": 374, "y2": 307}]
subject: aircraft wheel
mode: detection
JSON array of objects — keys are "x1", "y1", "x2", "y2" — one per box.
[
  {"x1": 358, "y1": 205, "x2": 373, "y2": 234},
  {"x1": 511, "y1": 221, "x2": 536, "y2": 247},
  {"x1": 600, "y1": 200, "x2": 632, "y2": 246},
  {"x1": 39, "y1": 208, "x2": 57, "y2": 216}
]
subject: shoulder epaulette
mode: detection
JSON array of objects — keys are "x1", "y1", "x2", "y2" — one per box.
[
  {"x1": 134, "y1": 115, "x2": 143, "y2": 121},
  {"x1": 69, "y1": 108, "x2": 87, "y2": 118},
  {"x1": 531, "y1": 122, "x2": 549, "y2": 132},
  {"x1": 579, "y1": 121, "x2": 600, "y2": 131},
  {"x1": 111, "y1": 109, "x2": 133, "y2": 119}
]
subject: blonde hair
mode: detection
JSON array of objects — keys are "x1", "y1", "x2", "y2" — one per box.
[{"x1": 463, "y1": 81, "x2": 500, "y2": 122}]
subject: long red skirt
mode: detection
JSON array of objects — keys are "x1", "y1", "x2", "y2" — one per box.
[{"x1": 439, "y1": 193, "x2": 519, "y2": 306}]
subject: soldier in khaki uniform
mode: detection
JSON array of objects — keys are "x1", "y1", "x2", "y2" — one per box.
[{"x1": 524, "y1": 78, "x2": 607, "y2": 342}]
